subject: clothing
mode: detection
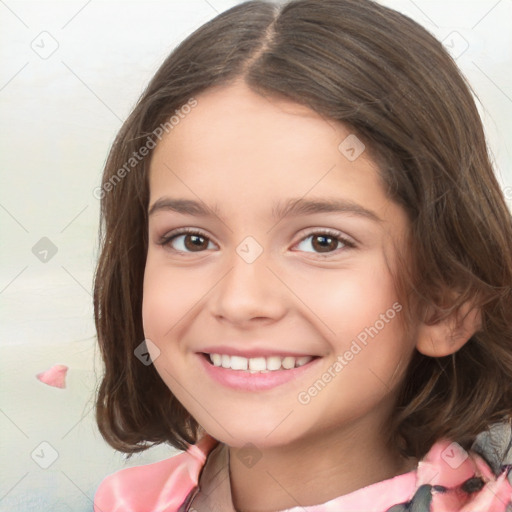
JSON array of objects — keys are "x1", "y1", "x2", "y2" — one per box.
[{"x1": 93, "y1": 422, "x2": 512, "y2": 512}]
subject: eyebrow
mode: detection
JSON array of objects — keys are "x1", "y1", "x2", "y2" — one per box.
[{"x1": 148, "y1": 197, "x2": 383, "y2": 223}]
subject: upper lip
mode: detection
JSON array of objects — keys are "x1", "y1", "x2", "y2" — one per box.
[{"x1": 198, "y1": 345, "x2": 320, "y2": 358}]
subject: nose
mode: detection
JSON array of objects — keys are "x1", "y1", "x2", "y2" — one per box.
[{"x1": 208, "y1": 243, "x2": 288, "y2": 326}]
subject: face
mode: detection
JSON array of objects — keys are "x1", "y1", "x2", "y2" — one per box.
[{"x1": 142, "y1": 80, "x2": 415, "y2": 450}]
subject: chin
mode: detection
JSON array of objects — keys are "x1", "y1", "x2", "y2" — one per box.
[{"x1": 206, "y1": 422, "x2": 302, "y2": 450}]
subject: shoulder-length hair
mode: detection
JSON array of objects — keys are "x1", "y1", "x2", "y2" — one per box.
[{"x1": 93, "y1": 0, "x2": 512, "y2": 459}]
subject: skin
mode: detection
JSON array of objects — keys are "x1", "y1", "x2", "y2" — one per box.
[{"x1": 142, "y1": 79, "x2": 422, "y2": 511}]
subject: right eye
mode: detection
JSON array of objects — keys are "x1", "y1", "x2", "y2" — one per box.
[{"x1": 158, "y1": 228, "x2": 216, "y2": 253}]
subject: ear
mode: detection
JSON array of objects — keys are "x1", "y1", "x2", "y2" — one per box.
[{"x1": 415, "y1": 297, "x2": 482, "y2": 357}]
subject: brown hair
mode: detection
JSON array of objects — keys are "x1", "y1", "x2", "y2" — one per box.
[{"x1": 93, "y1": 0, "x2": 512, "y2": 460}]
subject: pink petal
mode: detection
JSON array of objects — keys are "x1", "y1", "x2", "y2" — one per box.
[{"x1": 36, "y1": 364, "x2": 68, "y2": 388}]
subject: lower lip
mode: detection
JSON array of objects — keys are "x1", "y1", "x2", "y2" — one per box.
[{"x1": 197, "y1": 353, "x2": 322, "y2": 391}]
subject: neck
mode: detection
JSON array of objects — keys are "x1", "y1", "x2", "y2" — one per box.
[{"x1": 228, "y1": 421, "x2": 417, "y2": 512}]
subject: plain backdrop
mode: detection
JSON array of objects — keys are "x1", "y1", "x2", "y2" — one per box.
[{"x1": 0, "y1": 1, "x2": 511, "y2": 510}]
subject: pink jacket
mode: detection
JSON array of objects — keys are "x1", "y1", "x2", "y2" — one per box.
[{"x1": 93, "y1": 431, "x2": 512, "y2": 512}]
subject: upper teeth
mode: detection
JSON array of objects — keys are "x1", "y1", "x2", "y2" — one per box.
[{"x1": 208, "y1": 353, "x2": 313, "y2": 372}]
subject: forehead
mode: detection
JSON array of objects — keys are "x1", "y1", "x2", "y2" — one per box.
[
  {"x1": 148, "y1": 80, "x2": 407, "y2": 233},
  {"x1": 153, "y1": 81, "x2": 342, "y2": 164}
]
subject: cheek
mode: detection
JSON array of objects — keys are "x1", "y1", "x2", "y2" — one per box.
[
  {"x1": 302, "y1": 257, "x2": 400, "y2": 339},
  {"x1": 141, "y1": 255, "x2": 216, "y2": 342},
  {"x1": 142, "y1": 258, "x2": 186, "y2": 340},
  {"x1": 141, "y1": 261, "x2": 195, "y2": 384},
  {"x1": 307, "y1": 258, "x2": 410, "y2": 382}
]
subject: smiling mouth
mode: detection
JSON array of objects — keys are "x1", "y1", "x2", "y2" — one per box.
[{"x1": 201, "y1": 352, "x2": 321, "y2": 373}]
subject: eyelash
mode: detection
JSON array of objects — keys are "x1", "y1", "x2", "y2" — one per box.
[{"x1": 157, "y1": 227, "x2": 356, "y2": 257}]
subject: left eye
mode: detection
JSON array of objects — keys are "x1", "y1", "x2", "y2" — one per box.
[
  {"x1": 158, "y1": 229, "x2": 355, "y2": 255},
  {"x1": 295, "y1": 231, "x2": 355, "y2": 254}
]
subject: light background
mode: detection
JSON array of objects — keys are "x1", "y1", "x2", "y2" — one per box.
[{"x1": 0, "y1": 0, "x2": 511, "y2": 510}]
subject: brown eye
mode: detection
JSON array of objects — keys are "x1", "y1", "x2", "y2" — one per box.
[
  {"x1": 181, "y1": 233, "x2": 209, "y2": 251},
  {"x1": 311, "y1": 234, "x2": 339, "y2": 253},
  {"x1": 159, "y1": 229, "x2": 214, "y2": 252},
  {"x1": 295, "y1": 230, "x2": 355, "y2": 255}
]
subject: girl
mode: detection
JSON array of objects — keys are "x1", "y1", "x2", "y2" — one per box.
[{"x1": 92, "y1": 0, "x2": 512, "y2": 511}]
